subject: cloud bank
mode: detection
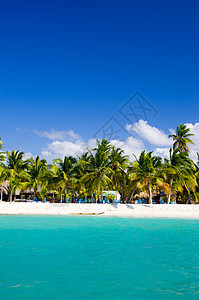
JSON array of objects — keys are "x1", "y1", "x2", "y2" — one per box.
[{"x1": 28, "y1": 121, "x2": 199, "y2": 163}]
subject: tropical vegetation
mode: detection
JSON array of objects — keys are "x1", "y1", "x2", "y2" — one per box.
[{"x1": 0, "y1": 124, "x2": 198, "y2": 204}]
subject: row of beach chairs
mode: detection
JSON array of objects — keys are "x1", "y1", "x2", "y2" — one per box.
[
  {"x1": 64, "y1": 198, "x2": 121, "y2": 204},
  {"x1": 134, "y1": 198, "x2": 166, "y2": 204}
]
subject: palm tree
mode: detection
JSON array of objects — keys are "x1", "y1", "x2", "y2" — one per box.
[
  {"x1": 169, "y1": 124, "x2": 195, "y2": 152},
  {"x1": 109, "y1": 147, "x2": 129, "y2": 201},
  {"x1": 129, "y1": 151, "x2": 166, "y2": 204},
  {"x1": 0, "y1": 138, "x2": 5, "y2": 163},
  {"x1": 26, "y1": 156, "x2": 51, "y2": 198},
  {"x1": 0, "y1": 138, "x2": 5, "y2": 201},
  {"x1": 79, "y1": 140, "x2": 113, "y2": 201},
  {"x1": 53, "y1": 156, "x2": 77, "y2": 202},
  {"x1": 0, "y1": 165, "x2": 6, "y2": 201},
  {"x1": 163, "y1": 148, "x2": 196, "y2": 203},
  {"x1": 80, "y1": 153, "x2": 113, "y2": 201},
  {"x1": 93, "y1": 139, "x2": 111, "y2": 155},
  {"x1": 2, "y1": 150, "x2": 28, "y2": 202}
]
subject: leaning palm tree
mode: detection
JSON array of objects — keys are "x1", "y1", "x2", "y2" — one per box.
[
  {"x1": 53, "y1": 156, "x2": 77, "y2": 202},
  {"x1": 169, "y1": 124, "x2": 195, "y2": 153},
  {"x1": 129, "y1": 151, "x2": 167, "y2": 204}
]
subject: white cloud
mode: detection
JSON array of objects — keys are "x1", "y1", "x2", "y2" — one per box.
[
  {"x1": 126, "y1": 119, "x2": 172, "y2": 147},
  {"x1": 24, "y1": 152, "x2": 34, "y2": 160},
  {"x1": 185, "y1": 122, "x2": 199, "y2": 162},
  {"x1": 153, "y1": 122, "x2": 199, "y2": 162},
  {"x1": 41, "y1": 136, "x2": 145, "y2": 162},
  {"x1": 41, "y1": 140, "x2": 86, "y2": 160},
  {"x1": 153, "y1": 148, "x2": 170, "y2": 159},
  {"x1": 35, "y1": 122, "x2": 199, "y2": 163},
  {"x1": 16, "y1": 127, "x2": 26, "y2": 133},
  {"x1": 33, "y1": 128, "x2": 81, "y2": 141}
]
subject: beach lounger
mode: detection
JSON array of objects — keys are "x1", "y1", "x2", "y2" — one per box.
[
  {"x1": 152, "y1": 199, "x2": 156, "y2": 204},
  {"x1": 159, "y1": 199, "x2": 165, "y2": 204},
  {"x1": 135, "y1": 199, "x2": 142, "y2": 204},
  {"x1": 66, "y1": 198, "x2": 71, "y2": 203},
  {"x1": 113, "y1": 199, "x2": 121, "y2": 204},
  {"x1": 103, "y1": 198, "x2": 109, "y2": 204},
  {"x1": 80, "y1": 198, "x2": 84, "y2": 203}
]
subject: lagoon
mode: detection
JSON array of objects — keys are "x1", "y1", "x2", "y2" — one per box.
[{"x1": 0, "y1": 216, "x2": 199, "y2": 299}]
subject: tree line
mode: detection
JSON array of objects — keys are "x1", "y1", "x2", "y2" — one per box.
[{"x1": 0, "y1": 124, "x2": 199, "y2": 204}]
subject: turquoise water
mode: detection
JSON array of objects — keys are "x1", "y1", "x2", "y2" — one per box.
[{"x1": 0, "y1": 217, "x2": 199, "y2": 299}]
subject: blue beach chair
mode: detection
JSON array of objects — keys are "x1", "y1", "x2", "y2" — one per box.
[
  {"x1": 159, "y1": 199, "x2": 165, "y2": 204},
  {"x1": 142, "y1": 199, "x2": 147, "y2": 204}
]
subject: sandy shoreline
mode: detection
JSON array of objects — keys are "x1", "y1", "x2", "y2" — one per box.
[{"x1": 0, "y1": 202, "x2": 199, "y2": 219}]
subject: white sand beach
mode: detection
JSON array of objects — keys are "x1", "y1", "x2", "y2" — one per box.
[{"x1": 0, "y1": 202, "x2": 199, "y2": 218}]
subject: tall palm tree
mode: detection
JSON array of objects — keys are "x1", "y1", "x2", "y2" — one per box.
[
  {"x1": 109, "y1": 147, "x2": 129, "y2": 201},
  {"x1": 0, "y1": 138, "x2": 5, "y2": 163},
  {"x1": 53, "y1": 156, "x2": 77, "y2": 202},
  {"x1": 2, "y1": 150, "x2": 28, "y2": 202},
  {"x1": 129, "y1": 151, "x2": 167, "y2": 204},
  {"x1": 169, "y1": 124, "x2": 195, "y2": 153},
  {"x1": 163, "y1": 148, "x2": 196, "y2": 203},
  {"x1": 79, "y1": 140, "x2": 113, "y2": 201},
  {"x1": 26, "y1": 156, "x2": 51, "y2": 198},
  {"x1": 0, "y1": 165, "x2": 6, "y2": 201},
  {"x1": 80, "y1": 153, "x2": 113, "y2": 200},
  {"x1": 0, "y1": 138, "x2": 5, "y2": 201},
  {"x1": 93, "y1": 139, "x2": 111, "y2": 155}
]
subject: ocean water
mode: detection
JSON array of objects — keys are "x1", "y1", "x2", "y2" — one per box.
[{"x1": 0, "y1": 216, "x2": 199, "y2": 300}]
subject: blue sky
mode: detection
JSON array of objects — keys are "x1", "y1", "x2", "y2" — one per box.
[{"x1": 0, "y1": 0, "x2": 199, "y2": 160}]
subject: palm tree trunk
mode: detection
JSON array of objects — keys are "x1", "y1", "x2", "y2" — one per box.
[
  {"x1": 9, "y1": 191, "x2": 12, "y2": 203},
  {"x1": 60, "y1": 188, "x2": 63, "y2": 203},
  {"x1": 148, "y1": 181, "x2": 152, "y2": 204},
  {"x1": 186, "y1": 188, "x2": 192, "y2": 204},
  {"x1": 0, "y1": 186, "x2": 3, "y2": 202},
  {"x1": 129, "y1": 188, "x2": 136, "y2": 203},
  {"x1": 64, "y1": 184, "x2": 67, "y2": 202},
  {"x1": 167, "y1": 178, "x2": 173, "y2": 204}
]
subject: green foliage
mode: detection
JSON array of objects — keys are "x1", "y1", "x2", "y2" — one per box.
[{"x1": 1, "y1": 123, "x2": 199, "y2": 204}]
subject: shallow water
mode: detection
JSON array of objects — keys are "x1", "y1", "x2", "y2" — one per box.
[{"x1": 0, "y1": 216, "x2": 199, "y2": 299}]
